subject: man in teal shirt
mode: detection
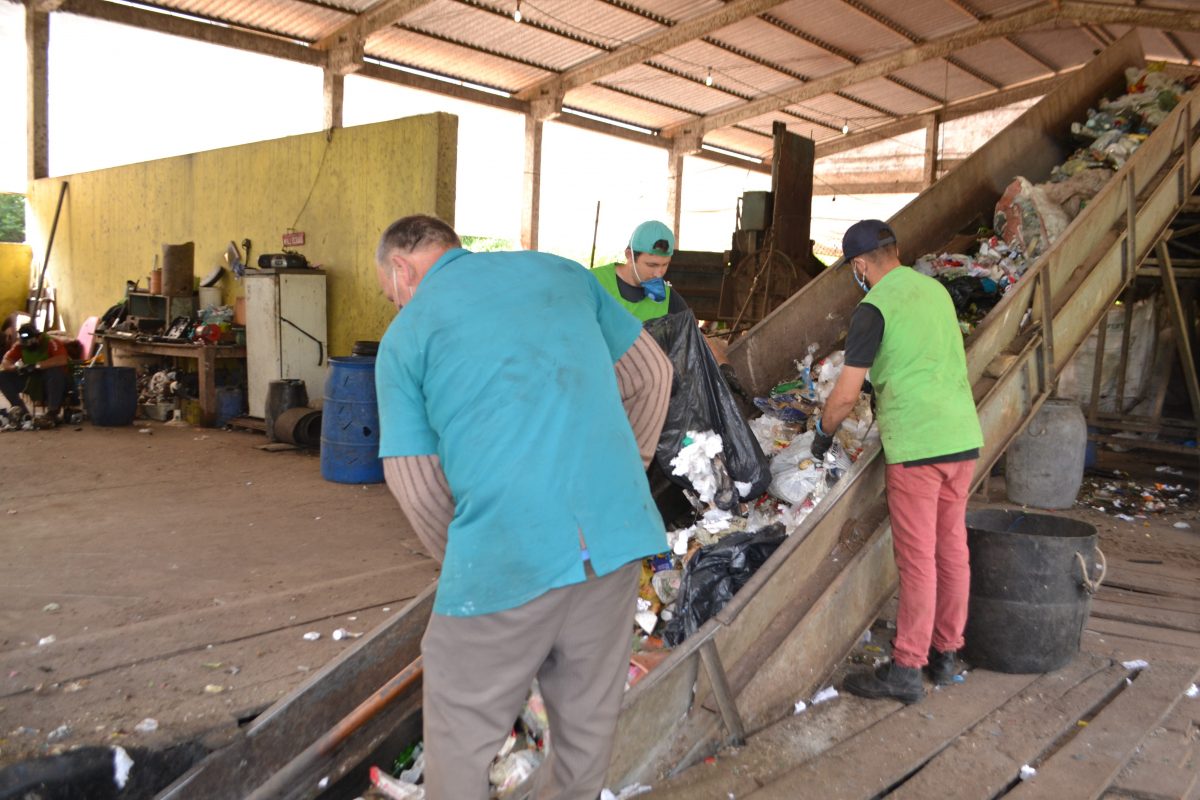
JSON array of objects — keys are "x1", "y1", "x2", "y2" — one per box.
[
  {"x1": 812, "y1": 220, "x2": 983, "y2": 705},
  {"x1": 374, "y1": 215, "x2": 674, "y2": 799}
]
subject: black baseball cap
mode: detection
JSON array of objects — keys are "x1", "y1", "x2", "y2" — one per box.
[
  {"x1": 17, "y1": 323, "x2": 40, "y2": 344},
  {"x1": 842, "y1": 219, "x2": 897, "y2": 261}
]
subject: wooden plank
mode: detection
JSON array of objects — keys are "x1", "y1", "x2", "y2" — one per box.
[
  {"x1": 1096, "y1": 587, "x2": 1200, "y2": 617},
  {"x1": 1106, "y1": 558, "x2": 1200, "y2": 585},
  {"x1": 1091, "y1": 598, "x2": 1200, "y2": 634},
  {"x1": 1087, "y1": 617, "x2": 1200, "y2": 650},
  {"x1": 892, "y1": 657, "x2": 1125, "y2": 800},
  {"x1": 1103, "y1": 567, "x2": 1200, "y2": 601},
  {"x1": 743, "y1": 670, "x2": 1039, "y2": 799},
  {"x1": 1110, "y1": 700, "x2": 1200, "y2": 800},
  {"x1": 1005, "y1": 662, "x2": 1200, "y2": 800},
  {"x1": 1083, "y1": 629, "x2": 1200, "y2": 665}
]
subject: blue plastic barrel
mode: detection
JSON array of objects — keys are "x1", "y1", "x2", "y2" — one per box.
[
  {"x1": 83, "y1": 366, "x2": 137, "y2": 426},
  {"x1": 320, "y1": 357, "x2": 384, "y2": 484},
  {"x1": 215, "y1": 386, "x2": 244, "y2": 428}
]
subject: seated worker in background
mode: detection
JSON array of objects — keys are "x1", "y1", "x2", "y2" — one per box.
[
  {"x1": 0, "y1": 323, "x2": 69, "y2": 428},
  {"x1": 592, "y1": 220, "x2": 746, "y2": 396}
]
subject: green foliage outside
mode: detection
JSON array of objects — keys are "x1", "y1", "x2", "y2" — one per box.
[{"x1": 0, "y1": 193, "x2": 25, "y2": 243}]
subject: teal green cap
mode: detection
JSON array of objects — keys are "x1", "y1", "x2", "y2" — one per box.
[{"x1": 629, "y1": 220, "x2": 675, "y2": 257}]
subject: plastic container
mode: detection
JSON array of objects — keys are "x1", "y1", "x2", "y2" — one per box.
[
  {"x1": 215, "y1": 386, "x2": 244, "y2": 428},
  {"x1": 1005, "y1": 398, "x2": 1087, "y2": 509},
  {"x1": 82, "y1": 367, "x2": 138, "y2": 426},
  {"x1": 321, "y1": 357, "x2": 384, "y2": 484},
  {"x1": 963, "y1": 509, "x2": 1104, "y2": 673},
  {"x1": 265, "y1": 379, "x2": 308, "y2": 443}
]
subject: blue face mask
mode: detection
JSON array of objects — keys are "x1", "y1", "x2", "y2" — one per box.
[{"x1": 641, "y1": 276, "x2": 667, "y2": 302}]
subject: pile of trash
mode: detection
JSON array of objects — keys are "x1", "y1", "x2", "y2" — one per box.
[
  {"x1": 1076, "y1": 469, "x2": 1195, "y2": 520},
  {"x1": 364, "y1": 684, "x2": 549, "y2": 799},
  {"x1": 624, "y1": 347, "x2": 878, "y2": 670},
  {"x1": 914, "y1": 64, "x2": 1197, "y2": 335}
]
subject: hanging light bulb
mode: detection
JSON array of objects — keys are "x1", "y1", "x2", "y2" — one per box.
[
  {"x1": 512, "y1": 0, "x2": 522, "y2": 23},
  {"x1": 705, "y1": 68, "x2": 713, "y2": 87},
  {"x1": 841, "y1": 120, "x2": 850, "y2": 135}
]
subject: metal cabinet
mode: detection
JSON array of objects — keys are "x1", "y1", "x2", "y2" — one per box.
[{"x1": 245, "y1": 269, "x2": 328, "y2": 418}]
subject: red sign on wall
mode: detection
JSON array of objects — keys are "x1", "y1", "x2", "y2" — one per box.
[{"x1": 282, "y1": 231, "x2": 306, "y2": 247}]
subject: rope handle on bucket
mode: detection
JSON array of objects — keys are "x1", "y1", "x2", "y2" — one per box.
[{"x1": 1075, "y1": 546, "x2": 1107, "y2": 594}]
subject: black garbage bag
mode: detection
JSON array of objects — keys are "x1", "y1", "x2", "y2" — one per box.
[
  {"x1": 644, "y1": 310, "x2": 771, "y2": 500},
  {"x1": 663, "y1": 523, "x2": 787, "y2": 646}
]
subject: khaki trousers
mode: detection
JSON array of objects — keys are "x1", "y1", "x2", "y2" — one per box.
[{"x1": 421, "y1": 560, "x2": 640, "y2": 800}]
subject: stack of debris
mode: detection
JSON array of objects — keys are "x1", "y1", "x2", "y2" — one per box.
[{"x1": 914, "y1": 64, "x2": 1197, "y2": 334}]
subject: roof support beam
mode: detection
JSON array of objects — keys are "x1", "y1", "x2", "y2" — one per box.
[
  {"x1": 57, "y1": 0, "x2": 323, "y2": 65},
  {"x1": 26, "y1": 2, "x2": 50, "y2": 181},
  {"x1": 815, "y1": 71, "x2": 1066, "y2": 158},
  {"x1": 662, "y1": 3, "x2": 1061, "y2": 140},
  {"x1": 667, "y1": 149, "x2": 684, "y2": 236},
  {"x1": 1062, "y1": 0, "x2": 1200, "y2": 32},
  {"x1": 517, "y1": 0, "x2": 791, "y2": 103},
  {"x1": 313, "y1": 0, "x2": 438, "y2": 51}
]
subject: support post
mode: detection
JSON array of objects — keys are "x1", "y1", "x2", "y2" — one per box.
[
  {"x1": 323, "y1": 70, "x2": 345, "y2": 131},
  {"x1": 667, "y1": 149, "x2": 684, "y2": 238},
  {"x1": 26, "y1": 3, "x2": 50, "y2": 181},
  {"x1": 698, "y1": 638, "x2": 745, "y2": 747},
  {"x1": 922, "y1": 113, "x2": 940, "y2": 187},
  {"x1": 1155, "y1": 238, "x2": 1200, "y2": 446},
  {"x1": 521, "y1": 114, "x2": 543, "y2": 251}
]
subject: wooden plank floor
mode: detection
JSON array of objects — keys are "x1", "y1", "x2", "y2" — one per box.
[{"x1": 641, "y1": 506, "x2": 1200, "y2": 800}]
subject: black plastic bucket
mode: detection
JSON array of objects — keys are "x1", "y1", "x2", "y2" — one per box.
[
  {"x1": 265, "y1": 379, "x2": 308, "y2": 443},
  {"x1": 963, "y1": 509, "x2": 1105, "y2": 673},
  {"x1": 82, "y1": 366, "x2": 137, "y2": 426}
]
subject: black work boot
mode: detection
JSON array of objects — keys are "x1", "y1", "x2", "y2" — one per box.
[
  {"x1": 927, "y1": 649, "x2": 961, "y2": 685},
  {"x1": 844, "y1": 661, "x2": 925, "y2": 705}
]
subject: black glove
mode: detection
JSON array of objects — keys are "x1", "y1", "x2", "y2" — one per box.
[
  {"x1": 811, "y1": 417, "x2": 835, "y2": 461},
  {"x1": 17, "y1": 363, "x2": 37, "y2": 377}
]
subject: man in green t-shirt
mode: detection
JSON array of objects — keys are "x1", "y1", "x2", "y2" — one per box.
[
  {"x1": 589, "y1": 220, "x2": 689, "y2": 323},
  {"x1": 811, "y1": 220, "x2": 984, "y2": 705}
]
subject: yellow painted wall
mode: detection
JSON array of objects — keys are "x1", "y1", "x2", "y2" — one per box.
[
  {"x1": 0, "y1": 243, "x2": 32, "y2": 324},
  {"x1": 26, "y1": 113, "x2": 457, "y2": 357}
]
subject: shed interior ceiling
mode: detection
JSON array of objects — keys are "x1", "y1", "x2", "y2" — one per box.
[{"x1": 23, "y1": 0, "x2": 1200, "y2": 164}]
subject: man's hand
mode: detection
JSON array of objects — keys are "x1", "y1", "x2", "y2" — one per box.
[{"x1": 811, "y1": 417, "x2": 835, "y2": 460}]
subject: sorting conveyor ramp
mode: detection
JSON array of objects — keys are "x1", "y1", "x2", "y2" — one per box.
[{"x1": 156, "y1": 30, "x2": 1200, "y2": 800}]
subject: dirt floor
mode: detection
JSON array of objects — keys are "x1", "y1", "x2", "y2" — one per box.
[
  {"x1": 0, "y1": 419, "x2": 1196, "y2": 798},
  {"x1": 0, "y1": 421, "x2": 439, "y2": 772}
]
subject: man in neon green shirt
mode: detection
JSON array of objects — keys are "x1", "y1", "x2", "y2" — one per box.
[
  {"x1": 590, "y1": 220, "x2": 690, "y2": 323},
  {"x1": 812, "y1": 219, "x2": 983, "y2": 705}
]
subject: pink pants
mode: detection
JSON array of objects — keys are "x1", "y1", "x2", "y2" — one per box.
[{"x1": 885, "y1": 459, "x2": 975, "y2": 669}]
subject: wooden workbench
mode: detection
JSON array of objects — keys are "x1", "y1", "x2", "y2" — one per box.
[{"x1": 99, "y1": 334, "x2": 246, "y2": 426}]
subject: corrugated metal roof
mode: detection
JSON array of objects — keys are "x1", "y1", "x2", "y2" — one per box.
[{"x1": 56, "y1": 0, "x2": 1200, "y2": 164}]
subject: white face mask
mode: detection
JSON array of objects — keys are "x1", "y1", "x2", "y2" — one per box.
[
  {"x1": 390, "y1": 264, "x2": 410, "y2": 310},
  {"x1": 852, "y1": 259, "x2": 870, "y2": 293}
]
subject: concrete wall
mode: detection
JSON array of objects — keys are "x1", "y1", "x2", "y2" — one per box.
[
  {"x1": 0, "y1": 243, "x2": 31, "y2": 324},
  {"x1": 26, "y1": 113, "x2": 457, "y2": 357}
]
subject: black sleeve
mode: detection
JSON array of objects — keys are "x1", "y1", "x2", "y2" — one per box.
[
  {"x1": 667, "y1": 286, "x2": 689, "y2": 314},
  {"x1": 844, "y1": 304, "x2": 884, "y2": 368}
]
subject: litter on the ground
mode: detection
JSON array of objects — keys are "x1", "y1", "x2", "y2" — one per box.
[
  {"x1": 302, "y1": 631, "x2": 321, "y2": 641},
  {"x1": 793, "y1": 699, "x2": 808, "y2": 715},
  {"x1": 134, "y1": 718, "x2": 159, "y2": 734},
  {"x1": 42, "y1": 603, "x2": 60, "y2": 613},
  {"x1": 1122, "y1": 659, "x2": 1149, "y2": 670},
  {"x1": 600, "y1": 784, "x2": 653, "y2": 800},
  {"x1": 370, "y1": 765, "x2": 425, "y2": 800},
  {"x1": 1185, "y1": 683, "x2": 1198, "y2": 698},
  {"x1": 332, "y1": 628, "x2": 362, "y2": 641},
  {"x1": 1175, "y1": 521, "x2": 1192, "y2": 529},
  {"x1": 811, "y1": 686, "x2": 839, "y2": 705},
  {"x1": 37, "y1": 635, "x2": 55, "y2": 646},
  {"x1": 1019, "y1": 765, "x2": 1037, "y2": 781}
]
